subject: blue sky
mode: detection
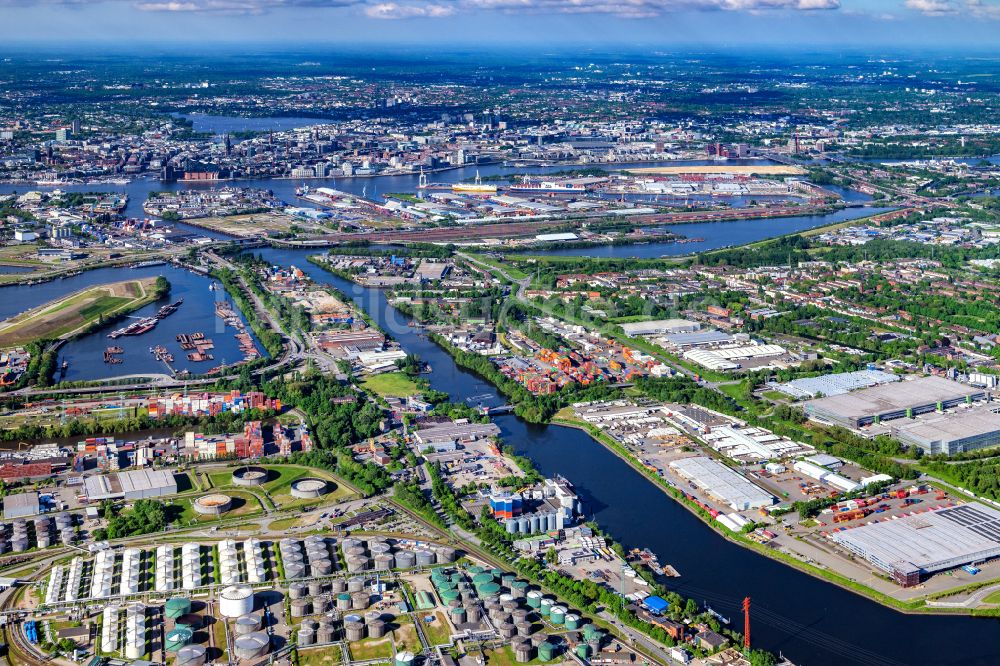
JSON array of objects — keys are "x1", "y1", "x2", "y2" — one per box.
[{"x1": 4, "y1": 0, "x2": 1000, "y2": 46}]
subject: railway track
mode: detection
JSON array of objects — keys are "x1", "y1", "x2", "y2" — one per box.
[{"x1": 3, "y1": 624, "x2": 49, "y2": 666}]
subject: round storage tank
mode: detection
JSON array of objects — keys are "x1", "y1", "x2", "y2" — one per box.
[
  {"x1": 576, "y1": 643, "x2": 591, "y2": 660},
  {"x1": 331, "y1": 579, "x2": 347, "y2": 593},
  {"x1": 344, "y1": 619, "x2": 365, "y2": 642},
  {"x1": 346, "y1": 556, "x2": 369, "y2": 573},
  {"x1": 297, "y1": 624, "x2": 316, "y2": 647},
  {"x1": 564, "y1": 614, "x2": 580, "y2": 630},
  {"x1": 347, "y1": 577, "x2": 365, "y2": 592},
  {"x1": 313, "y1": 595, "x2": 330, "y2": 614},
  {"x1": 351, "y1": 591, "x2": 370, "y2": 609},
  {"x1": 289, "y1": 582, "x2": 308, "y2": 600},
  {"x1": 336, "y1": 593, "x2": 352, "y2": 610},
  {"x1": 219, "y1": 585, "x2": 254, "y2": 618},
  {"x1": 515, "y1": 621, "x2": 532, "y2": 636},
  {"x1": 165, "y1": 597, "x2": 192, "y2": 619},
  {"x1": 510, "y1": 580, "x2": 529, "y2": 598},
  {"x1": 193, "y1": 493, "x2": 232, "y2": 516},
  {"x1": 479, "y1": 582, "x2": 501, "y2": 597},
  {"x1": 235, "y1": 615, "x2": 260, "y2": 635},
  {"x1": 472, "y1": 572, "x2": 493, "y2": 587},
  {"x1": 311, "y1": 558, "x2": 333, "y2": 576},
  {"x1": 233, "y1": 631, "x2": 270, "y2": 659},
  {"x1": 394, "y1": 551, "x2": 416, "y2": 569},
  {"x1": 500, "y1": 622, "x2": 516, "y2": 639},
  {"x1": 450, "y1": 606, "x2": 467, "y2": 625},
  {"x1": 513, "y1": 639, "x2": 535, "y2": 663},
  {"x1": 290, "y1": 478, "x2": 328, "y2": 499},
  {"x1": 308, "y1": 581, "x2": 325, "y2": 597},
  {"x1": 176, "y1": 644, "x2": 207, "y2": 666},
  {"x1": 395, "y1": 651, "x2": 416, "y2": 666},
  {"x1": 369, "y1": 619, "x2": 386, "y2": 638},
  {"x1": 538, "y1": 641, "x2": 556, "y2": 662},
  {"x1": 436, "y1": 547, "x2": 456, "y2": 562},
  {"x1": 165, "y1": 627, "x2": 193, "y2": 652},
  {"x1": 374, "y1": 554, "x2": 394, "y2": 571},
  {"x1": 415, "y1": 550, "x2": 436, "y2": 566},
  {"x1": 232, "y1": 466, "x2": 269, "y2": 487},
  {"x1": 290, "y1": 598, "x2": 311, "y2": 618},
  {"x1": 550, "y1": 606, "x2": 566, "y2": 626},
  {"x1": 526, "y1": 591, "x2": 542, "y2": 608},
  {"x1": 467, "y1": 605, "x2": 482, "y2": 624},
  {"x1": 440, "y1": 589, "x2": 460, "y2": 603},
  {"x1": 539, "y1": 598, "x2": 554, "y2": 617}
]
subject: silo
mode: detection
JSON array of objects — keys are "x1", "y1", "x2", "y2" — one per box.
[
  {"x1": 373, "y1": 554, "x2": 394, "y2": 571},
  {"x1": 233, "y1": 631, "x2": 270, "y2": 660},
  {"x1": 526, "y1": 591, "x2": 542, "y2": 609},
  {"x1": 176, "y1": 644, "x2": 208, "y2": 666},
  {"x1": 450, "y1": 606, "x2": 467, "y2": 626},
  {"x1": 506, "y1": 520, "x2": 517, "y2": 535},
  {"x1": 336, "y1": 593, "x2": 352, "y2": 610},
  {"x1": 564, "y1": 614, "x2": 580, "y2": 630},
  {"x1": 347, "y1": 576, "x2": 365, "y2": 592},
  {"x1": 351, "y1": 591, "x2": 369, "y2": 610},
  {"x1": 368, "y1": 619, "x2": 386, "y2": 638},
  {"x1": 529, "y1": 515, "x2": 541, "y2": 533},
  {"x1": 516, "y1": 517, "x2": 529, "y2": 534},
  {"x1": 467, "y1": 605, "x2": 482, "y2": 624},
  {"x1": 331, "y1": 578, "x2": 347, "y2": 594},
  {"x1": 308, "y1": 581, "x2": 325, "y2": 597},
  {"x1": 546, "y1": 513, "x2": 557, "y2": 532},
  {"x1": 290, "y1": 598, "x2": 311, "y2": 618},
  {"x1": 235, "y1": 615, "x2": 260, "y2": 636},
  {"x1": 415, "y1": 550, "x2": 436, "y2": 567},
  {"x1": 394, "y1": 551, "x2": 416, "y2": 569},
  {"x1": 344, "y1": 617, "x2": 365, "y2": 641}
]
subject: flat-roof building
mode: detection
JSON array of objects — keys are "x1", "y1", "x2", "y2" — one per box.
[
  {"x1": 830, "y1": 503, "x2": 1000, "y2": 586},
  {"x1": 620, "y1": 319, "x2": 700, "y2": 337},
  {"x1": 804, "y1": 376, "x2": 983, "y2": 429},
  {"x1": 892, "y1": 405, "x2": 1000, "y2": 455},
  {"x1": 776, "y1": 370, "x2": 900, "y2": 400},
  {"x1": 84, "y1": 469, "x2": 178, "y2": 501},
  {"x1": 3, "y1": 491, "x2": 39, "y2": 519},
  {"x1": 668, "y1": 456, "x2": 774, "y2": 511}
]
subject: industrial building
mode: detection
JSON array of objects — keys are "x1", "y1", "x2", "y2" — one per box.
[
  {"x1": 892, "y1": 404, "x2": 1000, "y2": 455},
  {"x1": 830, "y1": 503, "x2": 1000, "y2": 586},
  {"x1": 413, "y1": 421, "x2": 501, "y2": 447},
  {"x1": 620, "y1": 319, "x2": 700, "y2": 337},
  {"x1": 804, "y1": 376, "x2": 984, "y2": 429},
  {"x1": 668, "y1": 456, "x2": 774, "y2": 511},
  {"x1": 683, "y1": 344, "x2": 788, "y2": 371},
  {"x1": 3, "y1": 491, "x2": 39, "y2": 520},
  {"x1": 84, "y1": 468, "x2": 178, "y2": 501},
  {"x1": 702, "y1": 426, "x2": 813, "y2": 463},
  {"x1": 776, "y1": 369, "x2": 900, "y2": 400}
]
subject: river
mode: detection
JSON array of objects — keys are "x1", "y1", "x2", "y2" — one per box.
[
  {"x1": 0, "y1": 264, "x2": 264, "y2": 380},
  {"x1": 240, "y1": 245, "x2": 1000, "y2": 666}
]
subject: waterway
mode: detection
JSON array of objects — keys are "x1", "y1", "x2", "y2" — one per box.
[
  {"x1": 0, "y1": 264, "x2": 263, "y2": 380},
  {"x1": 243, "y1": 245, "x2": 1000, "y2": 666}
]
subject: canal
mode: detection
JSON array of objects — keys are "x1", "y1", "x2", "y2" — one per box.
[{"x1": 244, "y1": 245, "x2": 1000, "y2": 666}]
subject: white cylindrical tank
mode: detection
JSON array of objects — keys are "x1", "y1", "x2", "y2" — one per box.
[{"x1": 219, "y1": 584, "x2": 255, "y2": 618}]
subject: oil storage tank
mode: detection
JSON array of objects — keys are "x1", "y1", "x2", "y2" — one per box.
[{"x1": 219, "y1": 584, "x2": 254, "y2": 618}]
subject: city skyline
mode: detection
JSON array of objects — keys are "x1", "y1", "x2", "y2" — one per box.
[{"x1": 5, "y1": 0, "x2": 1000, "y2": 46}]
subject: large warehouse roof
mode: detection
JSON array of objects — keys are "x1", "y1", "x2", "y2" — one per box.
[
  {"x1": 831, "y1": 503, "x2": 1000, "y2": 576},
  {"x1": 668, "y1": 456, "x2": 774, "y2": 510},
  {"x1": 777, "y1": 370, "x2": 900, "y2": 400},
  {"x1": 805, "y1": 376, "x2": 981, "y2": 423}
]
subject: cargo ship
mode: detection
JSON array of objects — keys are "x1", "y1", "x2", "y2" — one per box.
[
  {"x1": 107, "y1": 299, "x2": 183, "y2": 338},
  {"x1": 451, "y1": 171, "x2": 497, "y2": 194}
]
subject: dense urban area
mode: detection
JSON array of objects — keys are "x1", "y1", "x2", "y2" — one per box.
[{"x1": 5, "y1": 45, "x2": 1000, "y2": 666}]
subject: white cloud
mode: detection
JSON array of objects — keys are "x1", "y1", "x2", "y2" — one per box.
[
  {"x1": 903, "y1": 0, "x2": 956, "y2": 14},
  {"x1": 365, "y1": 1, "x2": 454, "y2": 16}
]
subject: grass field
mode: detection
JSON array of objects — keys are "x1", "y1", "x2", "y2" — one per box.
[
  {"x1": 417, "y1": 611, "x2": 452, "y2": 646},
  {"x1": 347, "y1": 635, "x2": 394, "y2": 661},
  {"x1": 361, "y1": 372, "x2": 424, "y2": 398},
  {"x1": 167, "y1": 489, "x2": 264, "y2": 526},
  {"x1": 0, "y1": 277, "x2": 158, "y2": 347},
  {"x1": 208, "y1": 463, "x2": 353, "y2": 509},
  {"x1": 298, "y1": 647, "x2": 342, "y2": 666},
  {"x1": 982, "y1": 590, "x2": 1000, "y2": 604}
]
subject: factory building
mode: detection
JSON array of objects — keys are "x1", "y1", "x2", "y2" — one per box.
[
  {"x1": 791, "y1": 460, "x2": 859, "y2": 493},
  {"x1": 488, "y1": 492, "x2": 523, "y2": 519},
  {"x1": 84, "y1": 468, "x2": 178, "y2": 501},
  {"x1": 669, "y1": 457, "x2": 774, "y2": 511},
  {"x1": 804, "y1": 376, "x2": 984, "y2": 429},
  {"x1": 830, "y1": 503, "x2": 1000, "y2": 586},
  {"x1": 892, "y1": 405, "x2": 1000, "y2": 455},
  {"x1": 620, "y1": 319, "x2": 700, "y2": 337},
  {"x1": 3, "y1": 492, "x2": 39, "y2": 520},
  {"x1": 776, "y1": 369, "x2": 900, "y2": 400}
]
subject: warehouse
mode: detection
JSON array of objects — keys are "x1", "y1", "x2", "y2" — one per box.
[
  {"x1": 414, "y1": 421, "x2": 501, "y2": 446},
  {"x1": 661, "y1": 330, "x2": 733, "y2": 349},
  {"x1": 892, "y1": 405, "x2": 1000, "y2": 455},
  {"x1": 804, "y1": 376, "x2": 984, "y2": 429},
  {"x1": 620, "y1": 319, "x2": 700, "y2": 337},
  {"x1": 668, "y1": 456, "x2": 774, "y2": 511},
  {"x1": 830, "y1": 503, "x2": 1000, "y2": 586},
  {"x1": 84, "y1": 469, "x2": 178, "y2": 501},
  {"x1": 702, "y1": 426, "x2": 812, "y2": 462},
  {"x1": 683, "y1": 344, "x2": 787, "y2": 372},
  {"x1": 3, "y1": 491, "x2": 39, "y2": 520},
  {"x1": 776, "y1": 369, "x2": 900, "y2": 400}
]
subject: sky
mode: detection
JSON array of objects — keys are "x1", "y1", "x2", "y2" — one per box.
[{"x1": 5, "y1": 0, "x2": 1000, "y2": 47}]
